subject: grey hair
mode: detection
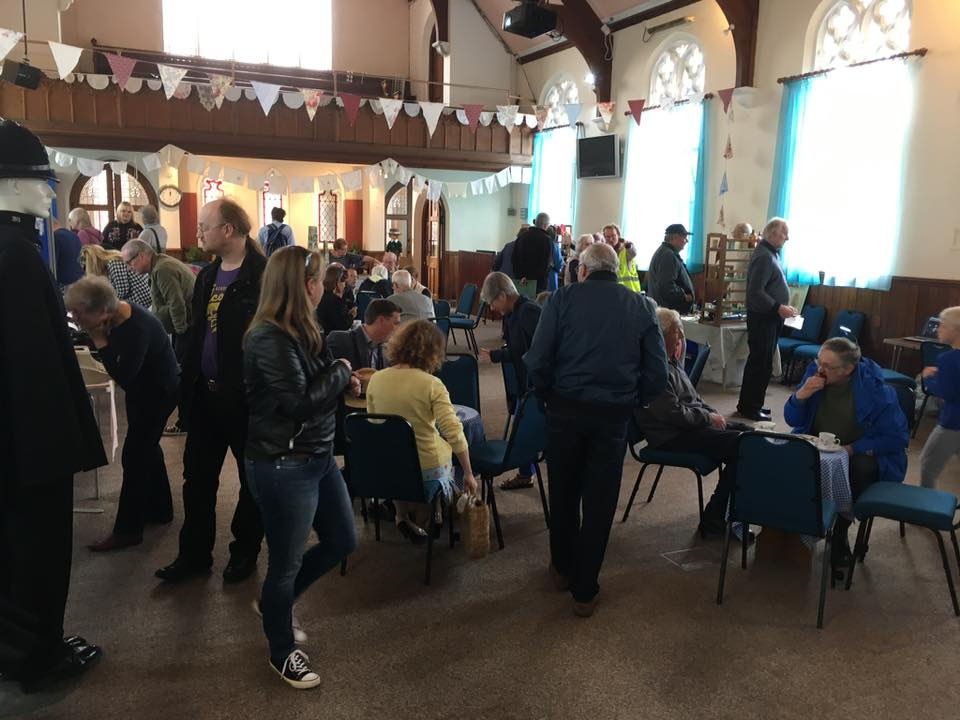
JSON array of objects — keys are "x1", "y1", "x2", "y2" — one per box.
[
  {"x1": 762, "y1": 217, "x2": 788, "y2": 239},
  {"x1": 821, "y1": 337, "x2": 861, "y2": 367},
  {"x1": 392, "y1": 269, "x2": 412, "y2": 291},
  {"x1": 139, "y1": 204, "x2": 159, "y2": 225},
  {"x1": 121, "y1": 238, "x2": 156, "y2": 262},
  {"x1": 370, "y1": 264, "x2": 389, "y2": 281},
  {"x1": 65, "y1": 275, "x2": 119, "y2": 316},
  {"x1": 580, "y1": 242, "x2": 618, "y2": 274},
  {"x1": 534, "y1": 212, "x2": 550, "y2": 229},
  {"x1": 655, "y1": 307, "x2": 682, "y2": 336},
  {"x1": 939, "y1": 306, "x2": 960, "y2": 327},
  {"x1": 575, "y1": 234, "x2": 594, "y2": 254},
  {"x1": 67, "y1": 207, "x2": 92, "y2": 230},
  {"x1": 480, "y1": 271, "x2": 518, "y2": 304}
]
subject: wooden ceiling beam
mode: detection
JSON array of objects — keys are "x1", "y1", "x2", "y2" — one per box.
[
  {"x1": 429, "y1": 0, "x2": 450, "y2": 44},
  {"x1": 551, "y1": 0, "x2": 613, "y2": 102},
  {"x1": 714, "y1": 0, "x2": 760, "y2": 87}
]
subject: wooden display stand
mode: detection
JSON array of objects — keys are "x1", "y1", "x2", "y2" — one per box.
[{"x1": 703, "y1": 232, "x2": 757, "y2": 325}]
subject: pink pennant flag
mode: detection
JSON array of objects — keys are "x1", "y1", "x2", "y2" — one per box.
[
  {"x1": 627, "y1": 99, "x2": 646, "y2": 126},
  {"x1": 723, "y1": 135, "x2": 733, "y2": 160},
  {"x1": 104, "y1": 53, "x2": 137, "y2": 91},
  {"x1": 718, "y1": 87, "x2": 735, "y2": 114},
  {"x1": 339, "y1": 93, "x2": 362, "y2": 126},
  {"x1": 597, "y1": 101, "x2": 615, "y2": 130},
  {"x1": 462, "y1": 104, "x2": 484, "y2": 132},
  {"x1": 208, "y1": 73, "x2": 233, "y2": 109},
  {"x1": 302, "y1": 89, "x2": 325, "y2": 121}
]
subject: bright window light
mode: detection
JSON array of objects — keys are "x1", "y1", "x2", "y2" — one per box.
[{"x1": 528, "y1": 126, "x2": 577, "y2": 226}]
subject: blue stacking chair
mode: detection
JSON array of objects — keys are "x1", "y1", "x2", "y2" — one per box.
[
  {"x1": 845, "y1": 483, "x2": 960, "y2": 617},
  {"x1": 470, "y1": 393, "x2": 549, "y2": 539},
  {"x1": 778, "y1": 304, "x2": 826, "y2": 375},
  {"x1": 913, "y1": 341, "x2": 952, "y2": 438},
  {"x1": 500, "y1": 354, "x2": 520, "y2": 439},
  {"x1": 790, "y1": 310, "x2": 866, "y2": 377},
  {"x1": 716, "y1": 432, "x2": 839, "y2": 629},
  {"x1": 449, "y1": 283, "x2": 477, "y2": 318},
  {"x1": 355, "y1": 290, "x2": 376, "y2": 321},
  {"x1": 433, "y1": 298, "x2": 451, "y2": 319},
  {"x1": 435, "y1": 352, "x2": 480, "y2": 413},
  {"x1": 687, "y1": 342, "x2": 711, "y2": 389},
  {"x1": 344, "y1": 414, "x2": 450, "y2": 585},
  {"x1": 449, "y1": 301, "x2": 487, "y2": 355}
]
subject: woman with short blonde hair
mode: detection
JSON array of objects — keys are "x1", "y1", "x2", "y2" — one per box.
[
  {"x1": 102, "y1": 200, "x2": 143, "y2": 250},
  {"x1": 80, "y1": 244, "x2": 151, "y2": 307}
]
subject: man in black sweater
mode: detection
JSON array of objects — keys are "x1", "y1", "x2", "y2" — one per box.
[
  {"x1": 645, "y1": 223, "x2": 696, "y2": 312},
  {"x1": 512, "y1": 213, "x2": 553, "y2": 292}
]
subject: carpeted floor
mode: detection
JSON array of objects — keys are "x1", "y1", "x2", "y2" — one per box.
[{"x1": 3, "y1": 321, "x2": 959, "y2": 719}]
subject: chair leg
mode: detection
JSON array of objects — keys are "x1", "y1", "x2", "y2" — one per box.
[
  {"x1": 424, "y1": 498, "x2": 437, "y2": 586},
  {"x1": 621, "y1": 465, "x2": 649, "y2": 523},
  {"x1": 448, "y1": 499, "x2": 456, "y2": 549},
  {"x1": 817, "y1": 521, "x2": 835, "y2": 629},
  {"x1": 534, "y1": 462, "x2": 550, "y2": 529},
  {"x1": 373, "y1": 498, "x2": 381, "y2": 542},
  {"x1": 717, "y1": 519, "x2": 732, "y2": 605},
  {"x1": 359, "y1": 497, "x2": 368, "y2": 525},
  {"x1": 486, "y1": 476, "x2": 505, "y2": 550},
  {"x1": 450, "y1": 329, "x2": 458, "y2": 345},
  {"x1": 695, "y1": 471, "x2": 705, "y2": 539},
  {"x1": 467, "y1": 328, "x2": 478, "y2": 355},
  {"x1": 899, "y1": 521, "x2": 906, "y2": 538},
  {"x1": 932, "y1": 530, "x2": 960, "y2": 616},
  {"x1": 502, "y1": 415, "x2": 511, "y2": 440},
  {"x1": 912, "y1": 395, "x2": 929, "y2": 439},
  {"x1": 858, "y1": 517, "x2": 874, "y2": 563},
  {"x1": 741, "y1": 523, "x2": 749, "y2": 569},
  {"x1": 646, "y1": 466, "x2": 665, "y2": 503},
  {"x1": 846, "y1": 519, "x2": 869, "y2": 590},
  {"x1": 950, "y1": 529, "x2": 960, "y2": 576},
  {"x1": 340, "y1": 557, "x2": 347, "y2": 576}
]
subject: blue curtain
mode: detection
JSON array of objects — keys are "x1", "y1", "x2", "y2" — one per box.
[{"x1": 688, "y1": 99, "x2": 710, "y2": 273}]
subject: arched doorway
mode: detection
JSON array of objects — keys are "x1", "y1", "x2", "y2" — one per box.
[
  {"x1": 419, "y1": 194, "x2": 445, "y2": 296},
  {"x1": 69, "y1": 163, "x2": 158, "y2": 233}
]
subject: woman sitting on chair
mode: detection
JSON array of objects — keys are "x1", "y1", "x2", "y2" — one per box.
[
  {"x1": 366, "y1": 320, "x2": 479, "y2": 543},
  {"x1": 315, "y1": 264, "x2": 355, "y2": 335}
]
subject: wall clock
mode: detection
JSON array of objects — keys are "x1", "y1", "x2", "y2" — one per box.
[{"x1": 158, "y1": 184, "x2": 183, "y2": 209}]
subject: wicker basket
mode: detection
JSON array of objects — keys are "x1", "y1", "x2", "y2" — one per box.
[{"x1": 459, "y1": 495, "x2": 490, "y2": 559}]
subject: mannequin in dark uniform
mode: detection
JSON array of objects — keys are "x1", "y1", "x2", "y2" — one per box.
[{"x1": 0, "y1": 119, "x2": 106, "y2": 691}]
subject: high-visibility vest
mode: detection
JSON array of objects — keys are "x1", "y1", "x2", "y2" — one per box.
[{"x1": 617, "y1": 245, "x2": 642, "y2": 292}]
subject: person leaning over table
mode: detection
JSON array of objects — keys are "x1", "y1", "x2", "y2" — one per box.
[
  {"x1": 79, "y1": 243, "x2": 151, "y2": 308},
  {"x1": 784, "y1": 336, "x2": 908, "y2": 576},
  {"x1": 365, "y1": 320, "x2": 479, "y2": 544}
]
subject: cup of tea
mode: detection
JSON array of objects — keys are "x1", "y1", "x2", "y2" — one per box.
[
  {"x1": 355, "y1": 367, "x2": 376, "y2": 396},
  {"x1": 818, "y1": 431, "x2": 840, "y2": 447}
]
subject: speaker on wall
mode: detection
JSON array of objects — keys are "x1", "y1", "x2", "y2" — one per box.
[{"x1": 1, "y1": 61, "x2": 43, "y2": 90}]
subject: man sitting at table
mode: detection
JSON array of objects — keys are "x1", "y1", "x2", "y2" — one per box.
[
  {"x1": 386, "y1": 270, "x2": 435, "y2": 324},
  {"x1": 327, "y1": 299, "x2": 401, "y2": 371},
  {"x1": 633, "y1": 308, "x2": 747, "y2": 536},
  {"x1": 785, "y1": 337, "x2": 908, "y2": 571}
]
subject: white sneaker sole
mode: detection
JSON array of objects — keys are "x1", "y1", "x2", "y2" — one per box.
[
  {"x1": 270, "y1": 661, "x2": 321, "y2": 690},
  {"x1": 252, "y1": 599, "x2": 308, "y2": 643}
]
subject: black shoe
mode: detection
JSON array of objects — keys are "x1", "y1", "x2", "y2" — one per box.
[
  {"x1": 831, "y1": 533, "x2": 853, "y2": 581},
  {"x1": 761, "y1": 407, "x2": 772, "y2": 415},
  {"x1": 270, "y1": 649, "x2": 321, "y2": 690},
  {"x1": 698, "y1": 515, "x2": 726, "y2": 536},
  {"x1": 223, "y1": 555, "x2": 257, "y2": 583},
  {"x1": 396, "y1": 520, "x2": 427, "y2": 546},
  {"x1": 155, "y1": 557, "x2": 211, "y2": 582},
  {"x1": 736, "y1": 408, "x2": 769, "y2": 422},
  {"x1": 18, "y1": 640, "x2": 102, "y2": 693}
]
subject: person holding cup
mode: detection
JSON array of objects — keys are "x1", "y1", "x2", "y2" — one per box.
[{"x1": 784, "y1": 337, "x2": 908, "y2": 574}]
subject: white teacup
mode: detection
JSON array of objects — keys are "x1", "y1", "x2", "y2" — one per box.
[
  {"x1": 755, "y1": 420, "x2": 776, "y2": 432},
  {"x1": 818, "y1": 431, "x2": 840, "y2": 447}
]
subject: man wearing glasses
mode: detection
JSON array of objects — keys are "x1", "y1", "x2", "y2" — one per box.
[{"x1": 155, "y1": 198, "x2": 267, "y2": 584}]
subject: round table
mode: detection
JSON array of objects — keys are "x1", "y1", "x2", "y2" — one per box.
[{"x1": 448, "y1": 404, "x2": 485, "y2": 491}]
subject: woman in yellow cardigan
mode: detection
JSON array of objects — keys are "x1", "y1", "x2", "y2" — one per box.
[{"x1": 366, "y1": 320, "x2": 479, "y2": 543}]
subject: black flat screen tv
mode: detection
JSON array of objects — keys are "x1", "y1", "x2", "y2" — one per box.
[{"x1": 577, "y1": 133, "x2": 619, "y2": 178}]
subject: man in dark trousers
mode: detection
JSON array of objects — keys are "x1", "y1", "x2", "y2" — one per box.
[
  {"x1": 736, "y1": 217, "x2": 798, "y2": 421},
  {"x1": 512, "y1": 213, "x2": 553, "y2": 292},
  {"x1": 525, "y1": 243, "x2": 667, "y2": 617},
  {"x1": 478, "y1": 271, "x2": 542, "y2": 489},
  {"x1": 156, "y1": 198, "x2": 266, "y2": 584},
  {"x1": 0, "y1": 120, "x2": 106, "y2": 690},
  {"x1": 645, "y1": 223, "x2": 696, "y2": 312}
]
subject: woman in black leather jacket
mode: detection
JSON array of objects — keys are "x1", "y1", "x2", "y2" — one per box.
[{"x1": 243, "y1": 245, "x2": 359, "y2": 690}]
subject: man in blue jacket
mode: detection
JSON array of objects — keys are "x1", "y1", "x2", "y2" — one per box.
[
  {"x1": 785, "y1": 336, "x2": 908, "y2": 572},
  {"x1": 525, "y1": 243, "x2": 667, "y2": 617}
]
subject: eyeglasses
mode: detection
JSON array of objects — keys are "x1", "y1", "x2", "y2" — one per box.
[
  {"x1": 196, "y1": 222, "x2": 226, "y2": 236},
  {"x1": 816, "y1": 360, "x2": 843, "y2": 372}
]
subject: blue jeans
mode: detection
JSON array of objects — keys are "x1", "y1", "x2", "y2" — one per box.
[{"x1": 245, "y1": 454, "x2": 356, "y2": 665}]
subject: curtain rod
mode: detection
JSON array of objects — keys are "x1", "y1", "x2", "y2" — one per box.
[
  {"x1": 777, "y1": 48, "x2": 927, "y2": 84},
  {"x1": 624, "y1": 92, "x2": 713, "y2": 115}
]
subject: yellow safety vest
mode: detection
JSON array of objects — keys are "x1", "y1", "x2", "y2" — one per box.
[{"x1": 617, "y1": 245, "x2": 642, "y2": 292}]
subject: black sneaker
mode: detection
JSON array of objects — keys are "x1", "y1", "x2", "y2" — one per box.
[
  {"x1": 271, "y1": 649, "x2": 321, "y2": 690},
  {"x1": 155, "y1": 557, "x2": 211, "y2": 582},
  {"x1": 223, "y1": 555, "x2": 257, "y2": 583}
]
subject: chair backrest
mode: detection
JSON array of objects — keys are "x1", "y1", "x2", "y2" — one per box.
[
  {"x1": 501, "y1": 354, "x2": 519, "y2": 414},
  {"x1": 793, "y1": 304, "x2": 826, "y2": 343},
  {"x1": 503, "y1": 393, "x2": 548, "y2": 468},
  {"x1": 826, "y1": 309, "x2": 865, "y2": 343},
  {"x1": 890, "y1": 382, "x2": 916, "y2": 432},
  {"x1": 435, "y1": 353, "x2": 480, "y2": 412},
  {"x1": 455, "y1": 283, "x2": 477, "y2": 315},
  {"x1": 434, "y1": 316, "x2": 451, "y2": 342},
  {"x1": 683, "y1": 339, "x2": 699, "y2": 376},
  {"x1": 344, "y1": 414, "x2": 428, "y2": 503},
  {"x1": 688, "y1": 342, "x2": 712, "y2": 389},
  {"x1": 470, "y1": 301, "x2": 488, "y2": 327},
  {"x1": 731, "y1": 432, "x2": 826, "y2": 537},
  {"x1": 356, "y1": 290, "x2": 376, "y2": 321},
  {"x1": 433, "y1": 299, "x2": 451, "y2": 318},
  {"x1": 921, "y1": 340, "x2": 952, "y2": 392}
]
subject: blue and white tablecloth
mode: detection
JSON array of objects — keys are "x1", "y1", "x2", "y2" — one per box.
[
  {"x1": 447, "y1": 404, "x2": 485, "y2": 491},
  {"x1": 802, "y1": 449, "x2": 850, "y2": 548}
]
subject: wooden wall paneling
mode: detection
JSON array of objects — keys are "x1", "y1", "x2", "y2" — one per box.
[
  {"x1": 93, "y1": 89, "x2": 119, "y2": 127},
  {"x1": 522, "y1": 127, "x2": 534, "y2": 155},
  {"x1": 24, "y1": 85, "x2": 48, "y2": 122},
  {"x1": 48, "y1": 82, "x2": 74, "y2": 124},
  {"x1": 475, "y1": 124, "x2": 492, "y2": 153},
  {"x1": 168, "y1": 97, "x2": 192, "y2": 132},
  {"x1": 0, "y1": 82, "x2": 23, "y2": 119},
  {"x1": 508, "y1": 126, "x2": 521, "y2": 155},
  {"x1": 344, "y1": 198, "x2": 363, "y2": 248},
  {"x1": 460, "y1": 125, "x2": 474, "y2": 151},
  {"x1": 189, "y1": 102, "x2": 217, "y2": 135},
  {"x1": 355, "y1": 109, "x2": 375, "y2": 144},
  {"x1": 122, "y1": 88, "x2": 149, "y2": 129},
  {"x1": 275, "y1": 102, "x2": 300, "y2": 138},
  {"x1": 407, "y1": 115, "x2": 426, "y2": 147},
  {"x1": 142, "y1": 90, "x2": 170, "y2": 130},
  {"x1": 315, "y1": 106, "x2": 336, "y2": 142},
  {"x1": 443, "y1": 116, "x2": 459, "y2": 151},
  {"x1": 371, "y1": 114, "x2": 391, "y2": 145},
  {"x1": 491, "y1": 125, "x2": 508, "y2": 154}
]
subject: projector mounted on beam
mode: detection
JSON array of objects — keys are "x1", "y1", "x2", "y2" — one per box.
[{"x1": 502, "y1": 0, "x2": 558, "y2": 39}]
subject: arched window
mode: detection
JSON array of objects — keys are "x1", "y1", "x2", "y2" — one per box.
[
  {"x1": 649, "y1": 39, "x2": 705, "y2": 106},
  {"x1": 200, "y1": 177, "x2": 225, "y2": 206},
  {"x1": 815, "y1": 0, "x2": 910, "y2": 70},
  {"x1": 69, "y1": 165, "x2": 158, "y2": 233},
  {"x1": 542, "y1": 78, "x2": 579, "y2": 127},
  {"x1": 318, "y1": 191, "x2": 338, "y2": 254},
  {"x1": 384, "y1": 182, "x2": 411, "y2": 255}
]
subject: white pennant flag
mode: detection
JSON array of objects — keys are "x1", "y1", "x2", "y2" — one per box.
[
  {"x1": 496, "y1": 105, "x2": 519, "y2": 128},
  {"x1": 48, "y1": 42, "x2": 83, "y2": 79},
  {"x1": 109, "y1": 161, "x2": 128, "y2": 175},
  {"x1": 447, "y1": 182, "x2": 467, "y2": 198},
  {"x1": 142, "y1": 153, "x2": 162, "y2": 172},
  {"x1": 483, "y1": 176, "x2": 497, "y2": 194},
  {"x1": 186, "y1": 154, "x2": 206, "y2": 174},
  {"x1": 54, "y1": 151, "x2": 74, "y2": 168},
  {"x1": 563, "y1": 103, "x2": 582, "y2": 125},
  {"x1": 76, "y1": 158, "x2": 105, "y2": 177},
  {"x1": 0, "y1": 28, "x2": 24, "y2": 63},
  {"x1": 290, "y1": 176, "x2": 316, "y2": 193},
  {"x1": 496, "y1": 168, "x2": 511, "y2": 189},
  {"x1": 365, "y1": 166, "x2": 384, "y2": 190},
  {"x1": 470, "y1": 179, "x2": 485, "y2": 196},
  {"x1": 396, "y1": 166, "x2": 410, "y2": 185},
  {"x1": 318, "y1": 174, "x2": 339, "y2": 192},
  {"x1": 403, "y1": 102, "x2": 420, "y2": 117},
  {"x1": 250, "y1": 80, "x2": 282, "y2": 116},
  {"x1": 427, "y1": 181, "x2": 443, "y2": 202},
  {"x1": 206, "y1": 162, "x2": 222, "y2": 179},
  {"x1": 222, "y1": 167, "x2": 246, "y2": 186},
  {"x1": 341, "y1": 170, "x2": 363, "y2": 192},
  {"x1": 509, "y1": 166, "x2": 522, "y2": 184},
  {"x1": 157, "y1": 64, "x2": 189, "y2": 100},
  {"x1": 268, "y1": 174, "x2": 287, "y2": 193},
  {"x1": 521, "y1": 167, "x2": 533, "y2": 184},
  {"x1": 380, "y1": 98, "x2": 403, "y2": 130},
  {"x1": 382, "y1": 158, "x2": 399, "y2": 176},
  {"x1": 247, "y1": 173, "x2": 266, "y2": 191},
  {"x1": 419, "y1": 102, "x2": 444, "y2": 137}
]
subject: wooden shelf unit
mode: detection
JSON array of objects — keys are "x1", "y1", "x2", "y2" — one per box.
[{"x1": 703, "y1": 232, "x2": 757, "y2": 325}]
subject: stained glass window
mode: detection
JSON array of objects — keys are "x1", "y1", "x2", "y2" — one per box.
[
  {"x1": 815, "y1": 0, "x2": 911, "y2": 70},
  {"x1": 649, "y1": 40, "x2": 705, "y2": 106},
  {"x1": 260, "y1": 177, "x2": 286, "y2": 230},
  {"x1": 318, "y1": 192, "x2": 338, "y2": 254},
  {"x1": 543, "y1": 78, "x2": 579, "y2": 128},
  {"x1": 70, "y1": 165, "x2": 157, "y2": 232},
  {"x1": 201, "y1": 178, "x2": 224, "y2": 206}
]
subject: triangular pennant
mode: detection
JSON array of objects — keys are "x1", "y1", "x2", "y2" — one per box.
[
  {"x1": 419, "y1": 101, "x2": 444, "y2": 137},
  {"x1": 470, "y1": 179, "x2": 485, "y2": 196},
  {"x1": 382, "y1": 158, "x2": 399, "y2": 176},
  {"x1": 496, "y1": 105, "x2": 518, "y2": 128},
  {"x1": 396, "y1": 166, "x2": 410, "y2": 185},
  {"x1": 76, "y1": 158, "x2": 105, "y2": 177},
  {"x1": 661, "y1": 96, "x2": 676, "y2": 112},
  {"x1": 717, "y1": 204, "x2": 725, "y2": 228},
  {"x1": 462, "y1": 103, "x2": 483, "y2": 132},
  {"x1": 0, "y1": 28, "x2": 24, "y2": 63},
  {"x1": 186, "y1": 154, "x2": 206, "y2": 174},
  {"x1": 380, "y1": 98, "x2": 403, "y2": 130},
  {"x1": 563, "y1": 103, "x2": 581, "y2": 126},
  {"x1": 534, "y1": 106, "x2": 549, "y2": 131},
  {"x1": 496, "y1": 168, "x2": 511, "y2": 188},
  {"x1": 104, "y1": 53, "x2": 137, "y2": 91},
  {"x1": 341, "y1": 169, "x2": 363, "y2": 192},
  {"x1": 302, "y1": 88, "x2": 325, "y2": 121},
  {"x1": 723, "y1": 135, "x2": 733, "y2": 160},
  {"x1": 250, "y1": 80, "x2": 282, "y2": 116},
  {"x1": 339, "y1": 93, "x2": 362, "y2": 125},
  {"x1": 728, "y1": 105, "x2": 735, "y2": 123},
  {"x1": 196, "y1": 84, "x2": 216, "y2": 112},
  {"x1": 597, "y1": 101, "x2": 616, "y2": 131},
  {"x1": 222, "y1": 167, "x2": 246, "y2": 186},
  {"x1": 157, "y1": 64, "x2": 189, "y2": 100},
  {"x1": 483, "y1": 175, "x2": 497, "y2": 193},
  {"x1": 627, "y1": 99, "x2": 646, "y2": 126},
  {"x1": 718, "y1": 87, "x2": 735, "y2": 114},
  {"x1": 172, "y1": 82, "x2": 192, "y2": 100},
  {"x1": 208, "y1": 73, "x2": 233, "y2": 109},
  {"x1": 48, "y1": 42, "x2": 83, "y2": 79},
  {"x1": 109, "y1": 161, "x2": 127, "y2": 174},
  {"x1": 247, "y1": 173, "x2": 266, "y2": 191},
  {"x1": 403, "y1": 102, "x2": 420, "y2": 117},
  {"x1": 719, "y1": 171, "x2": 729, "y2": 196}
]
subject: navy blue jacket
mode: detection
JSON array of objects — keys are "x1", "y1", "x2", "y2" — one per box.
[
  {"x1": 524, "y1": 270, "x2": 667, "y2": 414},
  {"x1": 490, "y1": 294, "x2": 540, "y2": 391}
]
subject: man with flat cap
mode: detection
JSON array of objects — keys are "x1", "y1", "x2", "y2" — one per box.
[{"x1": 645, "y1": 223, "x2": 696, "y2": 313}]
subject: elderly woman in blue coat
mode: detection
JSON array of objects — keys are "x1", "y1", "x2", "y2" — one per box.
[{"x1": 784, "y1": 336, "x2": 908, "y2": 574}]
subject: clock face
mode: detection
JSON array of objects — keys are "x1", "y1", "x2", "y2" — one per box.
[{"x1": 158, "y1": 184, "x2": 182, "y2": 208}]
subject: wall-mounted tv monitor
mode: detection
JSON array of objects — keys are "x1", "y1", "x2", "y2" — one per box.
[{"x1": 577, "y1": 133, "x2": 619, "y2": 178}]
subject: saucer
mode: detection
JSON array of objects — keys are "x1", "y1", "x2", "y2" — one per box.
[{"x1": 815, "y1": 442, "x2": 845, "y2": 453}]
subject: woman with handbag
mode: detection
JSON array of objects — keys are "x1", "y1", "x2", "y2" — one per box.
[{"x1": 243, "y1": 245, "x2": 360, "y2": 690}]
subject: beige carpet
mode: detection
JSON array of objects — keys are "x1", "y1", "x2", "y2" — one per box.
[{"x1": 4, "y1": 321, "x2": 959, "y2": 719}]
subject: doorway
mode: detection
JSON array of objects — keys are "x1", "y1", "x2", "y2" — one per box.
[{"x1": 420, "y1": 195, "x2": 445, "y2": 296}]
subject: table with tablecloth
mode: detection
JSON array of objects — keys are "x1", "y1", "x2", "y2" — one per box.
[
  {"x1": 449, "y1": 404, "x2": 484, "y2": 491},
  {"x1": 681, "y1": 319, "x2": 781, "y2": 389}
]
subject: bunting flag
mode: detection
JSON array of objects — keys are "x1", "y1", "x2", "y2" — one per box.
[
  {"x1": 341, "y1": 169, "x2": 363, "y2": 192},
  {"x1": 76, "y1": 157, "x2": 105, "y2": 177},
  {"x1": 718, "y1": 87, "x2": 735, "y2": 115},
  {"x1": 723, "y1": 135, "x2": 733, "y2": 160},
  {"x1": 427, "y1": 181, "x2": 443, "y2": 203},
  {"x1": 172, "y1": 82, "x2": 192, "y2": 100},
  {"x1": 717, "y1": 205, "x2": 725, "y2": 228},
  {"x1": 250, "y1": 81, "x2": 282, "y2": 116},
  {"x1": 302, "y1": 88, "x2": 325, "y2": 121},
  {"x1": 728, "y1": 105, "x2": 735, "y2": 123},
  {"x1": 719, "y1": 171, "x2": 729, "y2": 196},
  {"x1": 627, "y1": 99, "x2": 646, "y2": 126},
  {"x1": 48, "y1": 41, "x2": 83, "y2": 79},
  {"x1": 339, "y1": 93, "x2": 362, "y2": 125},
  {"x1": 534, "y1": 106, "x2": 549, "y2": 130},
  {"x1": 196, "y1": 84, "x2": 216, "y2": 112},
  {"x1": 208, "y1": 73, "x2": 233, "y2": 109},
  {"x1": 521, "y1": 167, "x2": 532, "y2": 184},
  {"x1": 496, "y1": 105, "x2": 518, "y2": 128},
  {"x1": 509, "y1": 166, "x2": 522, "y2": 184},
  {"x1": 186, "y1": 154, "x2": 206, "y2": 174},
  {"x1": 382, "y1": 158, "x2": 399, "y2": 176},
  {"x1": 318, "y1": 174, "x2": 339, "y2": 192},
  {"x1": 290, "y1": 176, "x2": 316, "y2": 193},
  {"x1": 222, "y1": 167, "x2": 246, "y2": 186},
  {"x1": 162, "y1": 145, "x2": 185, "y2": 167},
  {"x1": 365, "y1": 166, "x2": 384, "y2": 190},
  {"x1": 54, "y1": 151, "x2": 74, "y2": 167},
  {"x1": 403, "y1": 102, "x2": 420, "y2": 117},
  {"x1": 142, "y1": 153, "x2": 162, "y2": 172},
  {"x1": 563, "y1": 103, "x2": 582, "y2": 126},
  {"x1": 661, "y1": 96, "x2": 676, "y2": 112},
  {"x1": 0, "y1": 28, "x2": 24, "y2": 63},
  {"x1": 157, "y1": 64, "x2": 189, "y2": 100},
  {"x1": 496, "y1": 168, "x2": 511, "y2": 189},
  {"x1": 108, "y1": 161, "x2": 127, "y2": 174},
  {"x1": 470, "y1": 179, "x2": 485, "y2": 196},
  {"x1": 246, "y1": 173, "x2": 266, "y2": 191},
  {"x1": 104, "y1": 53, "x2": 137, "y2": 91},
  {"x1": 268, "y1": 174, "x2": 287, "y2": 193},
  {"x1": 419, "y1": 101, "x2": 444, "y2": 137},
  {"x1": 597, "y1": 101, "x2": 616, "y2": 130},
  {"x1": 380, "y1": 98, "x2": 403, "y2": 130},
  {"x1": 447, "y1": 182, "x2": 467, "y2": 198},
  {"x1": 396, "y1": 165, "x2": 410, "y2": 185},
  {"x1": 462, "y1": 104, "x2": 483, "y2": 132},
  {"x1": 483, "y1": 175, "x2": 497, "y2": 193}
]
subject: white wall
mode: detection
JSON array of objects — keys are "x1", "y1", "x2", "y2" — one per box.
[
  {"x1": 409, "y1": 0, "x2": 435, "y2": 102},
  {"x1": 448, "y1": 0, "x2": 517, "y2": 109}
]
